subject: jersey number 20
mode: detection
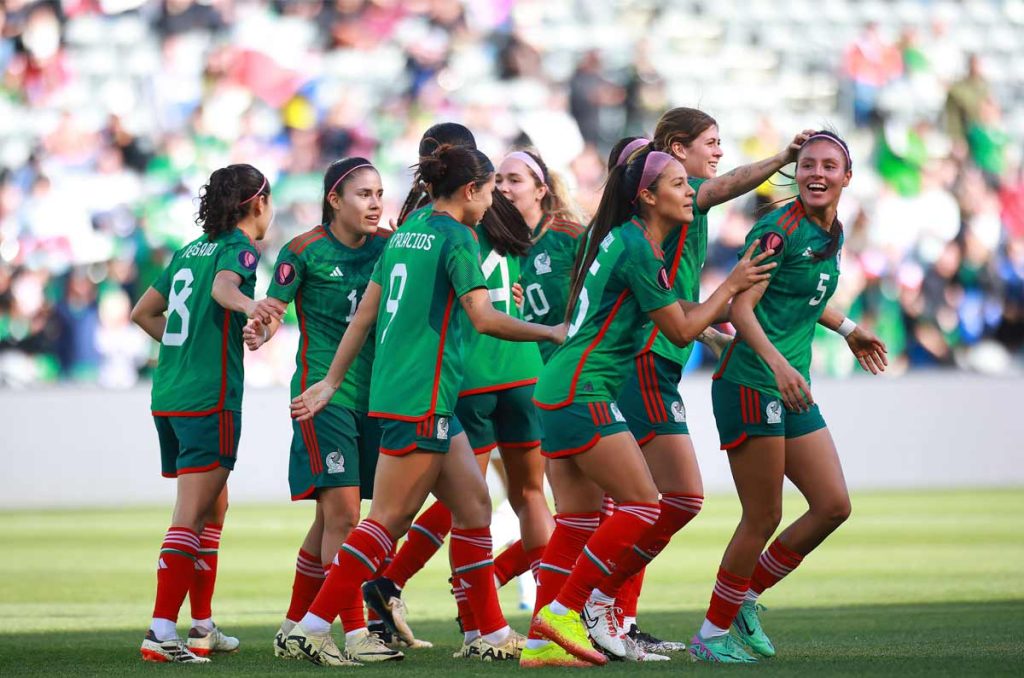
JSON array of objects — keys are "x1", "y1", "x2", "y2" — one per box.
[{"x1": 162, "y1": 268, "x2": 194, "y2": 346}]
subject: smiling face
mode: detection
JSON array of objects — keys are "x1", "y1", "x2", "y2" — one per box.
[
  {"x1": 462, "y1": 173, "x2": 496, "y2": 226},
  {"x1": 683, "y1": 125, "x2": 723, "y2": 179},
  {"x1": 796, "y1": 139, "x2": 851, "y2": 211},
  {"x1": 496, "y1": 157, "x2": 546, "y2": 219},
  {"x1": 330, "y1": 168, "x2": 383, "y2": 236},
  {"x1": 638, "y1": 160, "x2": 695, "y2": 224}
]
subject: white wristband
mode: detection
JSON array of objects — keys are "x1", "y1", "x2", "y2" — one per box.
[{"x1": 837, "y1": 317, "x2": 857, "y2": 338}]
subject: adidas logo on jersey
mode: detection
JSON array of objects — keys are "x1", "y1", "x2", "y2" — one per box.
[
  {"x1": 330, "y1": 267, "x2": 344, "y2": 277},
  {"x1": 802, "y1": 247, "x2": 814, "y2": 257}
]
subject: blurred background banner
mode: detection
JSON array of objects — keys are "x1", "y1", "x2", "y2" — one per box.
[{"x1": 1, "y1": 0, "x2": 1022, "y2": 387}]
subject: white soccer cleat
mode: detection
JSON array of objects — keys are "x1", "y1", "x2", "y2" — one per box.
[
  {"x1": 346, "y1": 628, "x2": 404, "y2": 662},
  {"x1": 473, "y1": 629, "x2": 525, "y2": 661},
  {"x1": 186, "y1": 624, "x2": 239, "y2": 656},
  {"x1": 582, "y1": 597, "x2": 626, "y2": 657},
  {"x1": 274, "y1": 621, "x2": 295, "y2": 658},
  {"x1": 140, "y1": 631, "x2": 210, "y2": 663},
  {"x1": 285, "y1": 623, "x2": 362, "y2": 666}
]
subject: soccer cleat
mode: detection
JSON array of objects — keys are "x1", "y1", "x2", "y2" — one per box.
[
  {"x1": 733, "y1": 601, "x2": 776, "y2": 657},
  {"x1": 452, "y1": 637, "x2": 481, "y2": 659},
  {"x1": 285, "y1": 623, "x2": 362, "y2": 666},
  {"x1": 628, "y1": 623, "x2": 687, "y2": 653},
  {"x1": 186, "y1": 624, "x2": 239, "y2": 656},
  {"x1": 621, "y1": 631, "x2": 670, "y2": 662},
  {"x1": 140, "y1": 630, "x2": 210, "y2": 663},
  {"x1": 345, "y1": 627, "x2": 404, "y2": 662},
  {"x1": 688, "y1": 632, "x2": 758, "y2": 663},
  {"x1": 474, "y1": 629, "x2": 525, "y2": 661},
  {"x1": 532, "y1": 605, "x2": 608, "y2": 666},
  {"x1": 368, "y1": 622, "x2": 433, "y2": 650},
  {"x1": 274, "y1": 623, "x2": 293, "y2": 658},
  {"x1": 362, "y1": 577, "x2": 420, "y2": 647},
  {"x1": 582, "y1": 598, "x2": 626, "y2": 658},
  {"x1": 520, "y1": 641, "x2": 592, "y2": 668}
]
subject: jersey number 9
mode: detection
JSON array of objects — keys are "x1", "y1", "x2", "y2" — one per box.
[
  {"x1": 380, "y1": 263, "x2": 408, "y2": 342},
  {"x1": 162, "y1": 268, "x2": 194, "y2": 347}
]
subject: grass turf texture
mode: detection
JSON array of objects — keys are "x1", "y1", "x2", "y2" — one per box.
[{"x1": 0, "y1": 489, "x2": 1021, "y2": 676}]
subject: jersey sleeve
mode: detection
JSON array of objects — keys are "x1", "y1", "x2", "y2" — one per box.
[
  {"x1": 152, "y1": 258, "x2": 173, "y2": 298},
  {"x1": 266, "y1": 245, "x2": 305, "y2": 304},
  {"x1": 741, "y1": 214, "x2": 788, "y2": 282},
  {"x1": 445, "y1": 231, "x2": 487, "y2": 298},
  {"x1": 369, "y1": 254, "x2": 384, "y2": 286},
  {"x1": 217, "y1": 237, "x2": 260, "y2": 283},
  {"x1": 689, "y1": 177, "x2": 710, "y2": 219},
  {"x1": 624, "y1": 238, "x2": 678, "y2": 312}
]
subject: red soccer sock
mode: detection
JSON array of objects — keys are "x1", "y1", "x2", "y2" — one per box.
[
  {"x1": 383, "y1": 501, "x2": 451, "y2": 588},
  {"x1": 451, "y1": 527, "x2": 505, "y2": 635},
  {"x1": 494, "y1": 540, "x2": 528, "y2": 587},
  {"x1": 285, "y1": 549, "x2": 326, "y2": 623},
  {"x1": 153, "y1": 526, "x2": 200, "y2": 623},
  {"x1": 618, "y1": 568, "x2": 645, "y2": 624},
  {"x1": 529, "y1": 513, "x2": 600, "y2": 638},
  {"x1": 750, "y1": 538, "x2": 804, "y2": 595},
  {"x1": 452, "y1": 574, "x2": 478, "y2": 632},
  {"x1": 526, "y1": 545, "x2": 545, "y2": 583},
  {"x1": 555, "y1": 503, "x2": 660, "y2": 612},
  {"x1": 188, "y1": 523, "x2": 222, "y2": 621},
  {"x1": 599, "y1": 494, "x2": 703, "y2": 597},
  {"x1": 705, "y1": 566, "x2": 751, "y2": 629},
  {"x1": 600, "y1": 495, "x2": 617, "y2": 523},
  {"x1": 309, "y1": 520, "x2": 394, "y2": 632}
]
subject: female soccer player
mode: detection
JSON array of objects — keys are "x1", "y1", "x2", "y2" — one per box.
[
  {"x1": 238, "y1": 158, "x2": 391, "y2": 660},
  {"x1": 521, "y1": 147, "x2": 777, "y2": 667},
  {"x1": 131, "y1": 164, "x2": 281, "y2": 662},
  {"x1": 285, "y1": 144, "x2": 564, "y2": 666},
  {"x1": 585, "y1": 115, "x2": 818, "y2": 657},
  {"x1": 688, "y1": 131, "x2": 887, "y2": 663}
]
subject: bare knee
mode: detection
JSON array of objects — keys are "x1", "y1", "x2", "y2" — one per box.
[
  {"x1": 813, "y1": 495, "x2": 852, "y2": 527},
  {"x1": 449, "y1": 486, "x2": 492, "y2": 529},
  {"x1": 324, "y1": 509, "x2": 360, "y2": 539},
  {"x1": 369, "y1": 507, "x2": 419, "y2": 539},
  {"x1": 508, "y1": 485, "x2": 546, "y2": 514},
  {"x1": 741, "y1": 505, "x2": 783, "y2": 541}
]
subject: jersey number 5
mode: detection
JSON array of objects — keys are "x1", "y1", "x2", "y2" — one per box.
[
  {"x1": 162, "y1": 268, "x2": 194, "y2": 346},
  {"x1": 380, "y1": 263, "x2": 407, "y2": 342},
  {"x1": 809, "y1": 272, "x2": 830, "y2": 306}
]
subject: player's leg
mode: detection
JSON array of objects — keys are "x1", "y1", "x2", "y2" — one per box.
[
  {"x1": 186, "y1": 484, "x2": 238, "y2": 656},
  {"x1": 276, "y1": 505, "x2": 325, "y2": 657},
  {"x1": 433, "y1": 428, "x2": 522, "y2": 661}
]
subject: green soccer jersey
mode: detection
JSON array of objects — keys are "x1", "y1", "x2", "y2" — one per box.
[
  {"x1": 459, "y1": 227, "x2": 544, "y2": 395},
  {"x1": 520, "y1": 216, "x2": 586, "y2": 363},
  {"x1": 715, "y1": 199, "x2": 843, "y2": 397},
  {"x1": 267, "y1": 225, "x2": 387, "y2": 411},
  {"x1": 368, "y1": 211, "x2": 487, "y2": 420},
  {"x1": 533, "y1": 217, "x2": 679, "y2": 408},
  {"x1": 150, "y1": 228, "x2": 259, "y2": 415},
  {"x1": 644, "y1": 176, "x2": 709, "y2": 367}
]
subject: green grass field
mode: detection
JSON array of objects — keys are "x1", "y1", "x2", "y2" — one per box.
[{"x1": 1, "y1": 489, "x2": 1022, "y2": 676}]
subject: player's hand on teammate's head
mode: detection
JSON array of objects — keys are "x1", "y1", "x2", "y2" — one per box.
[
  {"x1": 727, "y1": 240, "x2": 777, "y2": 294},
  {"x1": 785, "y1": 129, "x2": 818, "y2": 162},
  {"x1": 846, "y1": 326, "x2": 888, "y2": 375},
  {"x1": 772, "y1": 362, "x2": 813, "y2": 412},
  {"x1": 290, "y1": 380, "x2": 336, "y2": 421}
]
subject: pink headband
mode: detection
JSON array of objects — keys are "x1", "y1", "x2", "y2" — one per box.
[
  {"x1": 803, "y1": 134, "x2": 852, "y2": 167},
  {"x1": 328, "y1": 163, "x2": 375, "y2": 196},
  {"x1": 503, "y1": 151, "x2": 545, "y2": 184},
  {"x1": 239, "y1": 176, "x2": 267, "y2": 205},
  {"x1": 616, "y1": 138, "x2": 650, "y2": 167},
  {"x1": 633, "y1": 151, "x2": 676, "y2": 202}
]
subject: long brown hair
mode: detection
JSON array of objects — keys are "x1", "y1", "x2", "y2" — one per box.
[{"x1": 653, "y1": 107, "x2": 717, "y2": 154}]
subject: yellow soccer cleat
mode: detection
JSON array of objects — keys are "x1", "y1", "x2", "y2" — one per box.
[
  {"x1": 520, "y1": 640, "x2": 593, "y2": 668},
  {"x1": 532, "y1": 605, "x2": 607, "y2": 666}
]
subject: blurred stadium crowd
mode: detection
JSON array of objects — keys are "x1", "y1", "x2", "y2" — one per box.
[{"x1": 1, "y1": 0, "x2": 1023, "y2": 387}]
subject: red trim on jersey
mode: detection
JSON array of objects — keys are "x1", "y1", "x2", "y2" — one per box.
[
  {"x1": 630, "y1": 217, "x2": 665, "y2": 259},
  {"x1": 721, "y1": 432, "x2": 749, "y2": 451},
  {"x1": 547, "y1": 221, "x2": 585, "y2": 238},
  {"x1": 753, "y1": 390, "x2": 762, "y2": 424},
  {"x1": 641, "y1": 221, "x2": 689, "y2": 352},
  {"x1": 372, "y1": 228, "x2": 393, "y2": 240},
  {"x1": 712, "y1": 338, "x2": 738, "y2": 380},
  {"x1": 300, "y1": 419, "x2": 322, "y2": 475},
  {"x1": 426, "y1": 291, "x2": 456, "y2": 416},
  {"x1": 635, "y1": 355, "x2": 658, "y2": 424},
  {"x1": 777, "y1": 201, "x2": 805, "y2": 236},
  {"x1": 161, "y1": 471, "x2": 177, "y2": 479},
  {"x1": 473, "y1": 442, "x2": 498, "y2": 456},
  {"x1": 458, "y1": 377, "x2": 538, "y2": 398},
  {"x1": 740, "y1": 386, "x2": 750, "y2": 424},
  {"x1": 292, "y1": 485, "x2": 317, "y2": 501},
  {"x1": 296, "y1": 291, "x2": 311, "y2": 390},
  {"x1": 380, "y1": 442, "x2": 418, "y2": 457},
  {"x1": 647, "y1": 353, "x2": 669, "y2": 423},
  {"x1": 177, "y1": 461, "x2": 223, "y2": 476},
  {"x1": 535, "y1": 290, "x2": 631, "y2": 410},
  {"x1": 289, "y1": 226, "x2": 326, "y2": 255},
  {"x1": 636, "y1": 431, "x2": 657, "y2": 447},
  {"x1": 497, "y1": 439, "x2": 541, "y2": 450},
  {"x1": 541, "y1": 433, "x2": 601, "y2": 459}
]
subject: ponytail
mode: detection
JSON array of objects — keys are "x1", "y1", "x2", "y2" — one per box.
[
  {"x1": 396, "y1": 122, "x2": 478, "y2": 228},
  {"x1": 195, "y1": 164, "x2": 269, "y2": 239}
]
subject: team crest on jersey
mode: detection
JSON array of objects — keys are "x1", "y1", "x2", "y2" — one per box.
[
  {"x1": 436, "y1": 417, "x2": 449, "y2": 440},
  {"x1": 238, "y1": 250, "x2": 258, "y2": 270},
  {"x1": 326, "y1": 451, "x2": 345, "y2": 474},
  {"x1": 760, "y1": 231, "x2": 784, "y2": 255},
  {"x1": 671, "y1": 400, "x2": 686, "y2": 423},
  {"x1": 657, "y1": 267, "x2": 670, "y2": 290},
  {"x1": 275, "y1": 262, "x2": 296, "y2": 285},
  {"x1": 609, "y1": 402, "x2": 625, "y2": 423},
  {"x1": 766, "y1": 399, "x2": 783, "y2": 424},
  {"x1": 534, "y1": 252, "x2": 552, "y2": 275}
]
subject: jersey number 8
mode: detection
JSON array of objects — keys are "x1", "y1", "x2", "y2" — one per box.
[{"x1": 162, "y1": 268, "x2": 194, "y2": 346}]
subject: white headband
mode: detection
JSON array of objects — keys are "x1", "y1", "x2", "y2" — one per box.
[{"x1": 503, "y1": 151, "x2": 545, "y2": 184}]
